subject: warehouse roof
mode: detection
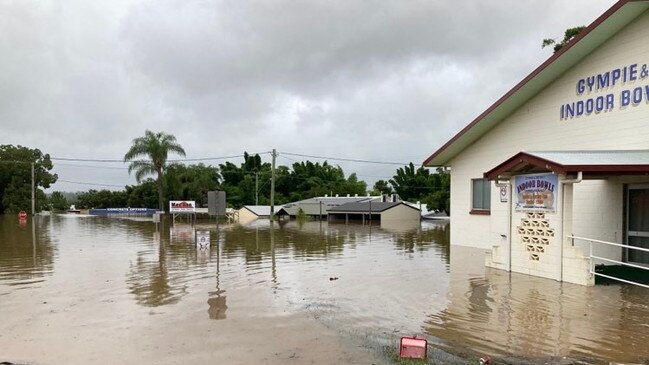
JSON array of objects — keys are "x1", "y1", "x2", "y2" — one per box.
[{"x1": 328, "y1": 201, "x2": 420, "y2": 213}]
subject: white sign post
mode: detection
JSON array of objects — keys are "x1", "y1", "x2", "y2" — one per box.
[{"x1": 196, "y1": 230, "x2": 210, "y2": 249}]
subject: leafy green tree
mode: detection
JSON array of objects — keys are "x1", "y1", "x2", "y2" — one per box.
[
  {"x1": 165, "y1": 163, "x2": 220, "y2": 207},
  {"x1": 390, "y1": 163, "x2": 432, "y2": 201},
  {"x1": 283, "y1": 161, "x2": 366, "y2": 201},
  {"x1": 422, "y1": 167, "x2": 450, "y2": 213},
  {"x1": 123, "y1": 131, "x2": 186, "y2": 211},
  {"x1": 219, "y1": 152, "x2": 273, "y2": 208},
  {"x1": 49, "y1": 191, "x2": 69, "y2": 212},
  {"x1": 390, "y1": 163, "x2": 450, "y2": 213},
  {"x1": 126, "y1": 180, "x2": 159, "y2": 208},
  {"x1": 0, "y1": 145, "x2": 57, "y2": 214},
  {"x1": 542, "y1": 26, "x2": 585, "y2": 53},
  {"x1": 371, "y1": 179, "x2": 394, "y2": 195},
  {"x1": 75, "y1": 189, "x2": 128, "y2": 209}
]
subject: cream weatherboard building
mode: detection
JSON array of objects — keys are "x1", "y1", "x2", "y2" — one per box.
[{"x1": 424, "y1": 0, "x2": 649, "y2": 286}]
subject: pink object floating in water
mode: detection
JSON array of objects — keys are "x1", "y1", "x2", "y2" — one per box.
[{"x1": 399, "y1": 336, "x2": 427, "y2": 359}]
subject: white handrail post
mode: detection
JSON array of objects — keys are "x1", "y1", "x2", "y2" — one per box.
[{"x1": 589, "y1": 239, "x2": 593, "y2": 275}]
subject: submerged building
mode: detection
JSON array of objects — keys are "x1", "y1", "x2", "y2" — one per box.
[{"x1": 424, "y1": 0, "x2": 649, "y2": 286}]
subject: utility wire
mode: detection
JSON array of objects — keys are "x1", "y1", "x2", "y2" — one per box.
[
  {"x1": 281, "y1": 151, "x2": 410, "y2": 166},
  {"x1": 50, "y1": 152, "x2": 270, "y2": 163},
  {"x1": 57, "y1": 179, "x2": 126, "y2": 188},
  {"x1": 55, "y1": 163, "x2": 128, "y2": 170}
]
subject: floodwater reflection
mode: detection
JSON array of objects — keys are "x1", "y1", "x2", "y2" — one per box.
[
  {"x1": 425, "y1": 245, "x2": 649, "y2": 363},
  {"x1": 1, "y1": 215, "x2": 648, "y2": 363},
  {"x1": 0, "y1": 215, "x2": 55, "y2": 290}
]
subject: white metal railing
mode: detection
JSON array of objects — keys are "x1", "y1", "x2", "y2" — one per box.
[{"x1": 569, "y1": 235, "x2": 649, "y2": 289}]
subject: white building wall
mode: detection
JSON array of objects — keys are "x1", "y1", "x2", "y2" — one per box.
[
  {"x1": 238, "y1": 207, "x2": 259, "y2": 221},
  {"x1": 571, "y1": 180, "x2": 624, "y2": 262},
  {"x1": 380, "y1": 204, "x2": 421, "y2": 222},
  {"x1": 444, "y1": 9, "x2": 649, "y2": 285},
  {"x1": 447, "y1": 9, "x2": 649, "y2": 255}
]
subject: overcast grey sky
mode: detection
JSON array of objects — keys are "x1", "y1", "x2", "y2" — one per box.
[{"x1": 0, "y1": 0, "x2": 614, "y2": 192}]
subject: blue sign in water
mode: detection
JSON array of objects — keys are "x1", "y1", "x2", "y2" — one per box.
[{"x1": 89, "y1": 208, "x2": 158, "y2": 215}]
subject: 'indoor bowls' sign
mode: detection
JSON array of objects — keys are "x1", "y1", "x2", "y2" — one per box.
[{"x1": 515, "y1": 174, "x2": 557, "y2": 212}]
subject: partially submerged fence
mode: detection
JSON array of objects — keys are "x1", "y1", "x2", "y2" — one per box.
[{"x1": 570, "y1": 235, "x2": 649, "y2": 289}]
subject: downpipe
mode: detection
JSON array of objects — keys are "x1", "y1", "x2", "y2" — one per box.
[
  {"x1": 560, "y1": 171, "x2": 583, "y2": 282},
  {"x1": 496, "y1": 178, "x2": 512, "y2": 272}
]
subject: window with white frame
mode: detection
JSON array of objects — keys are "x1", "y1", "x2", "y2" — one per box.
[{"x1": 471, "y1": 178, "x2": 491, "y2": 211}]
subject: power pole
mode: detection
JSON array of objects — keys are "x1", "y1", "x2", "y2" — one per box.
[
  {"x1": 255, "y1": 171, "x2": 259, "y2": 206},
  {"x1": 31, "y1": 162, "x2": 35, "y2": 216},
  {"x1": 270, "y1": 149, "x2": 277, "y2": 220}
]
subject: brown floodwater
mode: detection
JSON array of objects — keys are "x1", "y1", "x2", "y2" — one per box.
[{"x1": 0, "y1": 214, "x2": 648, "y2": 364}]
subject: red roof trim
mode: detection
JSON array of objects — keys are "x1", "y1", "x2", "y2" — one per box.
[
  {"x1": 423, "y1": 0, "x2": 634, "y2": 167},
  {"x1": 484, "y1": 152, "x2": 649, "y2": 180},
  {"x1": 484, "y1": 152, "x2": 567, "y2": 179}
]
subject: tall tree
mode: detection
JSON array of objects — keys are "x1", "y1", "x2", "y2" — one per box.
[
  {"x1": 389, "y1": 163, "x2": 450, "y2": 213},
  {"x1": 49, "y1": 191, "x2": 69, "y2": 212},
  {"x1": 219, "y1": 152, "x2": 273, "y2": 208},
  {"x1": 164, "y1": 163, "x2": 220, "y2": 207},
  {"x1": 123, "y1": 131, "x2": 186, "y2": 211},
  {"x1": 371, "y1": 179, "x2": 394, "y2": 195},
  {"x1": 0, "y1": 145, "x2": 57, "y2": 214}
]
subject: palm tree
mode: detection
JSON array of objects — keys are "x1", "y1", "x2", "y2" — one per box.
[{"x1": 124, "y1": 130, "x2": 186, "y2": 211}]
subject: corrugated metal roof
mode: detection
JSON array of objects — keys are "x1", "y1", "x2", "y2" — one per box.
[
  {"x1": 277, "y1": 195, "x2": 403, "y2": 216},
  {"x1": 276, "y1": 204, "x2": 325, "y2": 216},
  {"x1": 329, "y1": 202, "x2": 418, "y2": 213},
  {"x1": 528, "y1": 150, "x2": 649, "y2": 165},
  {"x1": 291, "y1": 196, "x2": 380, "y2": 205},
  {"x1": 241, "y1": 205, "x2": 272, "y2": 216}
]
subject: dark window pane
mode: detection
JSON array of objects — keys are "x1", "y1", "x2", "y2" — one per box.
[{"x1": 472, "y1": 179, "x2": 490, "y2": 210}]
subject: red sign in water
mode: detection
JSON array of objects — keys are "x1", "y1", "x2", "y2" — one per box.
[
  {"x1": 18, "y1": 211, "x2": 27, "y2": 219},
  {"x1": 169, "y1": 200, "x2": 196, "y2": 213}
]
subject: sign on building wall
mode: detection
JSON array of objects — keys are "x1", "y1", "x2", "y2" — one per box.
[
  {"x1": 170, "y1": 200, "x2": 196, "y2": 213},
  {"x1": 499, "y1": 186, "x2": 508, "y2": 203},
  {"x1": 514, "y1": 174, "x2": 557, "y2": 212},
  {"x1": 560, "y1": 62, "x2": 649, "y2": 120}
]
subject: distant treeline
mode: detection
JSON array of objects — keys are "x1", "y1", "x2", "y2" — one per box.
[
  {"x1": 68, "y1": 154, "x2": 449, "y2": 213},
  {"x1": 0, "y1": 145, "x2": 450, "y2": 213}
]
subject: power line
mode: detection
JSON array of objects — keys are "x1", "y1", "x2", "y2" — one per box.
[
  {"x1": 55, "y1": 163, "x2": 128, "y2": 170},
  {"x1": 57, "y1": 179, "x2": 126, "y2": 188},
  {"x1": 278, "y1": 154, "x2": 300, "y2": 163},
  {"x1": 50, "y1": 152, "x2": 270, "y2": 163},
  {"x1": 281, "y1": 151, "x2": 410, "y2": 166},
  {"x1": 48, "y1": 151, "x2": 410, "y2": 166},
  {"x1": 51, "y1": 157, "x2": 124, "y2": 163}
]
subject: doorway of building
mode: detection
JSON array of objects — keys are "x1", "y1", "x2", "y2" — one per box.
[{"x1": 626, "y1": 185, "x2": 649, "y2": 265}]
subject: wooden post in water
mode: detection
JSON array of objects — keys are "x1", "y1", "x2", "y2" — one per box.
[{"x1": 31, "y1": 162, "x2": 35, "y2": 216}]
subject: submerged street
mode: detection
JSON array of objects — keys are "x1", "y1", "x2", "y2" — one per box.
[{"x1": 1, "y1": 215, "x2": 648, "y2": 364}]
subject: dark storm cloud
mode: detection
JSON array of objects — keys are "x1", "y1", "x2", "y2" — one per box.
[{"x1": 0, "y1": 0, "x2": 614, "y2": 191}]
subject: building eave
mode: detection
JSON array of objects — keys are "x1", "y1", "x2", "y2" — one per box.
[{"x1": 484, "y1": 151, "x2": 649, "y2": 180}]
